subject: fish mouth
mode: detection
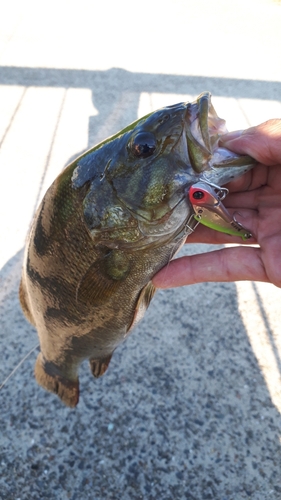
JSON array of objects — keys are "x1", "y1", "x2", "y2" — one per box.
[{"x1": 183, "y1": 92, "x2": 256, "y2": 182}]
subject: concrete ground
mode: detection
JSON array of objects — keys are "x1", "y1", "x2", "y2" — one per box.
[{"x1": 0, "y1": 0, "x2": 281, "y2": 499}]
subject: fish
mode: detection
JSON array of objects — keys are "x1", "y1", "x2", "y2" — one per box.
[{"x1": 19, "y1": 91, "x2": 256, "y2": 407}]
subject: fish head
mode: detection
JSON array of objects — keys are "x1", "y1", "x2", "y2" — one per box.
[{"x1": 72, "y1": 92, "x2": 255, "y2": 248}]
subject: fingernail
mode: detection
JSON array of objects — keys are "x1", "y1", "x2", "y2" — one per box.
[{"x1": 219, "y1": 130, "x2": 244, "y2": 144}]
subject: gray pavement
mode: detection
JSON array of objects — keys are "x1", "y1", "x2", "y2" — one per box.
[{"x1": 1, "y1": 1, "x2": 281, "y2": 499}]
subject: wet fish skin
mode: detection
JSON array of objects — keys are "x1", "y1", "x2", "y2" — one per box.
[{"x1": 19, "y1": 92, "x2": 256, "y2": 407}]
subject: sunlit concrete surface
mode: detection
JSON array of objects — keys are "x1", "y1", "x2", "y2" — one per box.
[{"x1": 0, "y1": 0, "x2": 281, "y2": 499}]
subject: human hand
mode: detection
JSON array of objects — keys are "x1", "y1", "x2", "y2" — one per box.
[{"x1": 152, "y1": 119, "x2": 281, "y2": 289}]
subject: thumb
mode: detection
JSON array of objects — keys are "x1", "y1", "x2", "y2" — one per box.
[{"x1": 220, "y1": 119, "x2": 281, "y2": 166}]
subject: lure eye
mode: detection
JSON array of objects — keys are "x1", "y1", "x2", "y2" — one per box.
[
  {"x1": 131, "y1": 132, "x2": 156, "y2": 158},
  {"x1": 192, "y1": 190, "x2": 205, "y2": 200}
]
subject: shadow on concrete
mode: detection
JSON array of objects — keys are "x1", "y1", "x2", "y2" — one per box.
[
  {"x1": 1, "y1": 65, "x2": 281, "y2": 150},
  {"x1": 1, "y1": 66, "x2": 281, "y2": 99},
  {"x1": 0, "y1": 66, "x2": 281, "y2": 499}
]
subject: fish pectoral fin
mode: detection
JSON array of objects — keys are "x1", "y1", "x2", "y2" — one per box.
[
  {"x1": 34, "y1": 353, "x2": 79, "y2": 408},
  {"x1": 77, "y1": 250, "x2": 130, "y2": 306},
  {"x1": 90, "y1": 354, "x2": 113, "y2": 378},
  {"x1": 77, "y1": 266, "x2": 119, "y2": 306},
  {"x1": 128, "y1": 281, "x2": 156, "y2": 332}
]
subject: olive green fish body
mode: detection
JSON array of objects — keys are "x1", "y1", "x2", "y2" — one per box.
[{"x1": 20, "y1": 92, "x2": 256, "y2": 406}]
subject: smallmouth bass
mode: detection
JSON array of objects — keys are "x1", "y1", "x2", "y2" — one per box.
[{"x1": 19, "y1": 92, "x2": 255, "y2": 406}]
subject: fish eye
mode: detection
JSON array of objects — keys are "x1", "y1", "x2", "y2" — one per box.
[{"x1": 130, "y1": 132, "x2": 156, "y2": 158}]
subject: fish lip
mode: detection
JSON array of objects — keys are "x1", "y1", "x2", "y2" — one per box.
[
  {"x1": 182, "y1": 93, "x2": 257, "y2": 176},
  {"x1": 182, "y1": 94, "x2": 213, "y2": 174}
]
